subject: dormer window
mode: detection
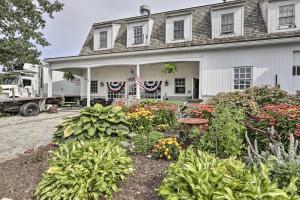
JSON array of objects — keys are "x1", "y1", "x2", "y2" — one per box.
[
  {"x1": 134, "y1": 26, "x2": 144, "y2": 45},
  {"x1": 279, "y1": 4, "x2": 295, "y2": 28},
  {"x1": 221, "y1": 13, "x2": 234, "y2": 34},
  {"x1": 174, "y1": 20, "x2": 185, "y2": 40},
  {"x1": 99, "y1": 31, "x2": 108, "y2": 49}
]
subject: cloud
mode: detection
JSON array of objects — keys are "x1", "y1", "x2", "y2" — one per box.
[{"x1": 39, "y1": 0, "x2": 219, "y2": 59}]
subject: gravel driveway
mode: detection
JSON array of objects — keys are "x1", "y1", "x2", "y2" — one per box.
[{"x1": 0, "y1": 110, "x2": 79, "y2": 163}]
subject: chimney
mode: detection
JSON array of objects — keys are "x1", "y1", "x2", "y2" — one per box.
[{"x1": 140, "y1": 5, "x2": 151, "y2": 16}]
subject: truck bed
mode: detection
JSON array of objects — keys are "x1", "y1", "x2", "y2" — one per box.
[{"x1": 0, "y1": 97, "x2": 61, "y2": 103}]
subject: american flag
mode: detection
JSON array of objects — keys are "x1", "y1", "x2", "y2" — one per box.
[{"x1": 130, "y1": 67, "x2": 146, "y2": 92}]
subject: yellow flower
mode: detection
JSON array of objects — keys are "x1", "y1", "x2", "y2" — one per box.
[{"x1": 167, "y1": 155, "x2": 171, "y2": 160}]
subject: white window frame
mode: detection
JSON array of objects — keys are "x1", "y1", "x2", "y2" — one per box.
[
  {"x1": 221, "y1": 13, "x2": 234, "y2": 34},
  {"x1": 233, "y1": 67, "x2": 253, "y2": 90},
  {"x1": 108, "y1": 87, "x2": 126, "y2": 99},
  {"x1": 293, "y1": 66, "x2": 300, "y2": 76},
  {"x1": 91, "y1": 80, "x2": 98, "y2": 93},
  {"x1": 99, "y1": 31, "x2": 108, "y2": 49},
  {"x1": 173, "y1": 20, "x2": 185, "y2": 40},
  {"x1": 133, "y1": 26, "x2": 144, "y2": 45},
  {"x1": 278, "y1": 4, "x2": 296, "y2": 28},
  {"x1": 175, "y1": 78, "x2": 186, "y2": 94}
]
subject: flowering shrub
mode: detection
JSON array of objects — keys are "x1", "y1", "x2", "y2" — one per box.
[
  {"x1": 153, "y1": 137, "x2": 181, "y2": 160},
  {"x1": 253, "y1": 104, "x2": 300, "y2": 142},
  {"x1": 114, "y1": 99, "x2": 126, "y2": 108},
  {"x1": 156, "y1": 124, "x2": 170, "y2": 132},
  {"x1": 142, "y1": 101, "x2": 178, "y2": 113},
  {"x1": 153, "y1": 109, "x2": 177, "y2": 128},
  {"x1": 187, "y1": 103, "x2": 214, "y2": 120},
  {"x1": 127, "y1": 107, "x2": 153, "y2": 134}
]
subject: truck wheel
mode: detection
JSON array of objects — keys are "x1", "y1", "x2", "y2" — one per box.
[{"x1": 21, "y1": 102, "x2": 40, "y2": 117}]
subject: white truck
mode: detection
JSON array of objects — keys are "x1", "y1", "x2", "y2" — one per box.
[{"x1": 0, "y1": 63, "x2": 81, "y2": 116}]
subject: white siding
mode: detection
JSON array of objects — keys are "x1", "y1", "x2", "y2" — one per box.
[
  {"x1": 267, "y1": 0, "x2": 300, "y2": 33},
  {"x1": 165, "y1": 14, "x2": 192, "y2": 43},
  {"x1": 211, "y1": 6, "x2": 244, "y2": 39},
  {"x1": 201, "y1": 44, "x2": 300, "y2": 96}
]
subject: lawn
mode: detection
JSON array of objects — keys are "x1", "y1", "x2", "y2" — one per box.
[{"x1": 1, "y1": 85, "x2": 300, "y2": 200}]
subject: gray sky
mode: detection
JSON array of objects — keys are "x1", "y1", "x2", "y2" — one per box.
[{"x1": 39, "y1": 0, "x2": 220, "y2": 60}]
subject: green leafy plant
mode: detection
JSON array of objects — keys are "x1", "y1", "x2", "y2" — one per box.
[
  {"x1": 158, "y1": 148, "x2": 299, "y2": 200},
  {"x1": 35, "y1": 138, "x2": 133, "y2": 200},
  {"x1": 162, "y1": 63, "x2": 177, "y2": 74},
  {"x1": 153, "y1": 137, "x2": 181, "y2": 160},
  {"x1": 199, "y1": 105, "x2": 245, "y2": 158},
  {"x1": 63, "y1": 71, "x2": 75, "y2": 81},
  {"x1": 181, "y1": 126, "x2": 203, "y2": 146},
  {"x1": 53, "y1": 104, "x2": 129, "y2": 143},
  {"x1": 127, "y1": 107, "x2": 153, "y2": 134},
  {"x1": 133, "y1": 131, "x2": 163, "y2": 154},
  {"x1": 153, "y1": 109, "x2": 177, "y2": 128}
]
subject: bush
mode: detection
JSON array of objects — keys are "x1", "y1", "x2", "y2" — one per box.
[
  {"x1": 198, "y1": 105, "x2": 245, "y2": 158},
  {"x1": 181, "y1": 126, "x2": 203, "y2": 146},
  {"x1": 53, "y1": 104, "x2": 129, "y2": 143},
  {"x1": 269, "y1": 162, "x2": 300, "y2": 194},
  {"x1": 127, "y1": 107, "x2": 153, "y2": 134},
  {"x1": 133, "y1": 131, "x2": 163, "y2": 154},
  {"x1": 35, "y1": 138, "x2": 133, "y2": 200},
  {"x1": 153, "y1": 137, "x2": 181, "y2": 160},
  {"x1": 153, "y1": 109, "x2": 177, "y2": 128},
  {"x1": 158, "y1": 148, "x2": 299, "y2": 200}
]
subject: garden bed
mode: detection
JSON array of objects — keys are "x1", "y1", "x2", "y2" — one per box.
[{"x1": 0, "y1": 146, "x2": 169, "y2": 200}]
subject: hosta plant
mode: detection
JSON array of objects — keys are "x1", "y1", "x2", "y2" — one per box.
[
  {"x1": 158, "y1": 147, "x2": 299, "y2": 200},
  {"x1": 53, "y1": 104, "x2": 129, "y2": 143},
  {"x1": 35, "y1": 138, "x2": 133, "y2": 200}
]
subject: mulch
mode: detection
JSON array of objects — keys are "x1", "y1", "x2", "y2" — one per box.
[{"x1": 0, "y1": 147, "x2": 170, "y2": 200}]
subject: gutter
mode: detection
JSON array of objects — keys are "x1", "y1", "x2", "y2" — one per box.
[{"x1": 45, "y1": 36, "x2": 300, "y2": 63}]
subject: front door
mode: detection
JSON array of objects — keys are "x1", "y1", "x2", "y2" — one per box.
[
  {"x1": 193, "y1": 78, "x2": 199, "y2": 99},
  {"x1": 127, "y1": 82, "x2": 137, "y2": 105}
]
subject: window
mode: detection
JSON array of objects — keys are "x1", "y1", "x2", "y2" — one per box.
[
  {"x1": 128, "y1": 83, "x2": 137, "y2": 95},
  {"x1": 234, "y1": 67, "x2": 253, "y2": 90},
  {"x1": 91, "y1": 81, "x2": 98, "y2": 93},
  {"x1": 221, "y1": 13, "x2": 234, "y2": 34},
  {"x1": 175, "y1": 78, "x2": 186, "y2": 94},
  {"x1": 293, "y1": 66, "x2": 300, "y2": 76},
  {"x1": 174, "y1": 20, "x2": 184, "y2": 40},
  {"x1": 23, "y1": 79, "x2": 32, "y2": 86},
  {"x1": 99, "y1": 31, "x2": 108, "y2": 48},
  {"x1": 134, "y1": 26, "x2": 144, "y2": 45},
  {"x1": 108, "y1": 88, "x2": 125, "y2": 99},
  {"x1": 279, "y1": 5, "x2": 295, "y2": 27}
]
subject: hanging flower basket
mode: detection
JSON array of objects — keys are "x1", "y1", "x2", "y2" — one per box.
[
  {"x1": 107, "y1": 82, "x2": 126, "y2": 93},
  {"x1": 162, "y1": 63, "x2": 177, "y2": 74}
]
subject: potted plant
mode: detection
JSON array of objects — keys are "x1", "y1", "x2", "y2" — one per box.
[
  {"x1": 63, "y1": 71, "x2": 74, "y2": 81},
  {"x1": 162, "y1": 63, "x2": 177, "y2": 74}
]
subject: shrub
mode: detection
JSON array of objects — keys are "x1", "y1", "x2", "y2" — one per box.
[
  {"x1": 53, "y1": 104, "x2": 129, "y2": 143},
  {"x1": 153, "y1": 137, "x2": 181, "y2": 160},
  {"x1": 181, "y1": 126, "x2": 203, "y2": 146},
  {"x1": 187, "y1": 103, "x2": 214, "y2": 120},
  {"x1": 35, "y1": 138, "x2": 133, "y2": 200},
  {"x1": 269, "y1": 162, "x2": 300, "y2": 195},
  {"x1": 127, "y1": 107, "x2": 153, "y2": 134},
  {"x1": 158, "y1": 148, "x2": 299, "y2": 200},
  {"x1": 133, "y1": 131, "x2": 163, "y2": 154},
  {"x1": 153, "y1": 109, "x2": 177, "y2": 128},
  {"x1": 198, "y1": 105, "x2": 245, "y2": 158}
]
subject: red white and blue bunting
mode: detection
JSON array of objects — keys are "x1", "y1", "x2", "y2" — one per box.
[
  {"x1": 107, "y1": 82, "x2": 126, "y2": 93},
  {"x1": 144, "y1": 81, "x2": 162, "y2": 93}
]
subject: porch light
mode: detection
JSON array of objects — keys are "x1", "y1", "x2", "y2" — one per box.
[
  {"x1": 164, "y1": 80, "x2": 169, "y2": 86},
  {"x1": 100, "y1": 81, "x2": 105, "y2": 87}
]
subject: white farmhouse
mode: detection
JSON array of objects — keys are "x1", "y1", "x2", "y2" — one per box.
[{"x1": 45, "y1": 0, "x2": 300, "y2": 106}]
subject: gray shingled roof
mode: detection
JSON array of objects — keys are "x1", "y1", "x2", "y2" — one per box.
[{"x1": 79, "y1": 0, "x2": 300, "y2": 56}]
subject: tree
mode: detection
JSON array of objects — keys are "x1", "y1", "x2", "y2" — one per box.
[{"x1": 0, "y1": 0, "x2": 64, "y2": 67}]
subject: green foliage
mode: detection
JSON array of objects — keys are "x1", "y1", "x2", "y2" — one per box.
[
  {"x1": 133, "y1": 131, "x2": 163, "y2": 154},
  {"x1": 0, "y1": 0, "x2": 64, "y2": 66},
  {"x1": 0, "y1": 86, "x2": 2, "y2": 94},
  {"x1": 181, "y1": 126, "x2": 203, "y2": 146},
  {"x1": 158, "y1": 148, "x2": 299, "y2": 200},
  {"x1": 208, "y1": 86, "x2": 292, "y2": 115},
  {"x1": 53, "y1": 104, "x2": 129, "y2": 143},
  {"x1": 35, "y1": 138, "x2": 133, "y2": 200},
  {"x1": 269, "y1": 162, "x2": 300, "y2": 195},
  {"x1": 153, "y1": 137, "x2": 181, "y2": 160},
  {"x1": 153, "y1": 109, "x2": 177, "y2": 128},
  {"x1": 162, "y1": 63, "x2": 177, "y2": 74},
  {"x1": 63, "y1": 71, "x2": 74, "y2": 81},
  {"x1": 199, "y1": 105, "x2": 245, "y2": 158}
]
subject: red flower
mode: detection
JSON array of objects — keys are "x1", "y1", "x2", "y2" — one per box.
[{"x1": 295, "y1": 129, "x2": 300, "y2": 137}]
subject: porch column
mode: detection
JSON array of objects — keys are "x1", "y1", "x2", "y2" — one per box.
[
  {"x1": 136, "y1": 64, "x2": 141, "y2": 100},
  {"x1": 47, "y1": 66, "x2": 53, "y2": 97},
  {"x1": 87, "y1": 67, "x2": 91, "y2": 107}
]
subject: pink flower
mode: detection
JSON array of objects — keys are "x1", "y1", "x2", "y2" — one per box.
[{"x1": 295, "y1": 129, "x2": 300, "y2": 137}]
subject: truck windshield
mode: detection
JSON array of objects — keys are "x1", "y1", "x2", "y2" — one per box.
[{"x1": 2, "y1": 78, "x2": 19, "y2": 85}]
